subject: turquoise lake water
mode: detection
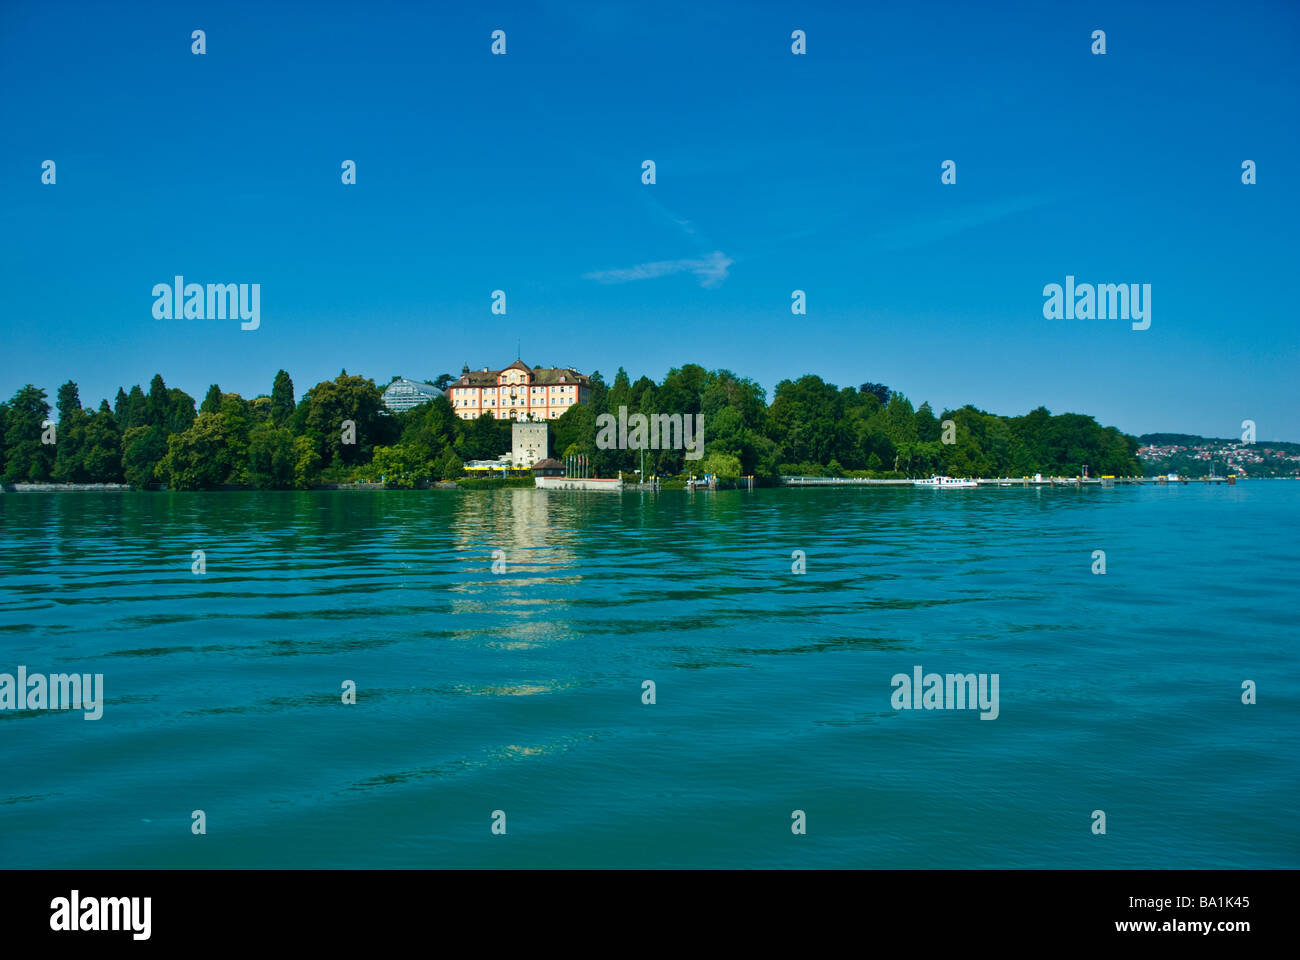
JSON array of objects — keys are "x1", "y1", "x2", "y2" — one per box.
[{"x1": 1, "y1": 484, "x2": 1296, "y2": 868}]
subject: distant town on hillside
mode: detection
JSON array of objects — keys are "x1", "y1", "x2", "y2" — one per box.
[{"x1": 1136, "y1": 434, "x2": 1300, "y2": 478}]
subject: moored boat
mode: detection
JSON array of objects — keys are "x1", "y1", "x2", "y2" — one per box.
[{"x1": 913, "y1": 475, "x2": 978, "y2": 489}]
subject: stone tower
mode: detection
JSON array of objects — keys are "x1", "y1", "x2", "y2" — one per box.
[{"x1": 512, "y1": 421, "x2": 548, "y2": 468}]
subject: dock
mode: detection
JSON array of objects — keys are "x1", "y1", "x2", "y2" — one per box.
[
  {"x1": 780, "y1": 476, "x2": 1237, "y2": 487},
  {"x1": 535, "y1": 476, "x2": 624, "y2": 491}
]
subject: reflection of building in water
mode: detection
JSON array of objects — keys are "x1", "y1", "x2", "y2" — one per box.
[
  {"x1": 446, "y1": 487, "x2": 584, "y2": 637},
  {"x1": 508, "y1": 485, "x2": 548, "y2": 535},
  {"x1": 448, "y1": 486, "x2": 580, "y2": 575}
]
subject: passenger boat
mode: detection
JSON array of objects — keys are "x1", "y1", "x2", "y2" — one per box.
[{"x1": 912, "y1": 475, "x2": 978, "y2": 488}]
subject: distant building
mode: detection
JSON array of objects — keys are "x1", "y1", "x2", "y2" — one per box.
[
  {"x1": 463, "y1": 455, "x2": 512, "y2": 473},
  {"x1": 382, "y1": 378, "x2": 443, "y2": 413},
  {"x1": 449, "y1": 359, "x2": 591, "y2": 420},
  {"x1": 512, "y1": 421, "x2": 548, "y2": 468},
  {"x1": 531, "y1": 458, "x2": 564, "y2": 477}
]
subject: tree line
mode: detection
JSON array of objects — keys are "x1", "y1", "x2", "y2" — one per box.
[
  {"x1": 0, "y1": 371, "x2": 478, "y2": 489},
  {"x1": 0, "y1": 364, "x2": 1141, "y2": 488},
  {"x1": 557, "y1": 366, "x2": 1140, "y2": 479}
]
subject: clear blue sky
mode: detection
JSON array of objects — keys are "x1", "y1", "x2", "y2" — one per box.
[{"x1": 2, "y1": 0, "x2": 1297, "y2": 439}]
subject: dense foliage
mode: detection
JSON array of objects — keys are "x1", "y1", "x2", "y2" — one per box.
[
  {"x1": 560, "y1": 366, "x2": 1141, "y2": 479},
  {"x1": 1, "y1": 365, "x2": 1143, "y2": 488}
]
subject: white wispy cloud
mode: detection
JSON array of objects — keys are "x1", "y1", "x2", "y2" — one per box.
[{"x1": 584, "y1": 250, "x2": 733, "y2": 289}]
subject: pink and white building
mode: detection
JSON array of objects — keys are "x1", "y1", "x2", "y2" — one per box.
[{"x1": 449, "y1": 360, "x2": 592, "y2": 420}]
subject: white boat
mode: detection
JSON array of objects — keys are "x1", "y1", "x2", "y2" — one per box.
[{"x1": 913, "y1": 475, "x2": 979, "y2": 488}]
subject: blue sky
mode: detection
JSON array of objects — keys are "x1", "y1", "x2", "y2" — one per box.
[{"x1": 2, "y1": 0, "x2": 1297, "y2": 439}]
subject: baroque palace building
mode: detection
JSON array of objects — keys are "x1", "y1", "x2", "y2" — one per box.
[{"x1": 449, "y1": 359, "x2": 591, "y2": 420}]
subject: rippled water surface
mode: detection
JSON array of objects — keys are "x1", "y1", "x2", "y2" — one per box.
[{"x1": 1, "y1": 485, "x2": 1297, "y2": 868}]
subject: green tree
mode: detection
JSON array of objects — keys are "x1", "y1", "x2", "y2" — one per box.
[
  {"x1": 371, "y1": 444, "x2": 433, "y2": 487},
  {"x1": 200, "y1": 384, "x2": 223, "y2": 414},
  {"x1": 81, "y1": 401, "x2": 124, "y2": 482},
  {"x1": 435, "y1": 446, "x2": 463, "y2": 480},
  {"x1": 915, "y1": 402, "x2": 941, "y2": 443},
  {"x1": 859, "y1": 382, "x2": 891, "y2": 404},
  {"x1": 400, "y1": 395, "x2": 458, "y2": 453},
  {"x1": 250, "y1": 395, "x2": 273, "y2": 424},
  {"x1": 218, "y1": 394, "x2": 254, "y2": 483},
  {"x1": 699, "y1": 451, "x2": 742, "y2": 478},
  {"x1": 587, "y1": 369, "x2": 609, "y2": 415},
  {"x1": 121, "y1": 425, "x2": 167, "y2": 487},
  {"x1": 122, "y1": 385, "x2": 147, "y2": 429},
  {"x1": 247, "y1": 424, "x2": 296, "y2": 488},
  {"x1": 56, "y1": 380, "x2": 82, "y2": 423},
  {"x1": 160, "y1": 413, "x2": 234, "y2": 490},
  {"x1": 766, "y1": 375, "x2": 850, "y2": 466},
  {"x1": 52, "y1": 380, "x2": 87, "y2": 483},
  {"x1": 2, "y1": 385, "x2": 54, "y2": 481},
  {"x1": 164, "y1": 387, "x2": 197, "y2": 435},
  {"x1": 270, "y1": 370, "x2": 295, "y2": 426},
  {"x1": 145, "y1": 374, "x2": 168, "y2": 427},
  {"x1": 292, "y1": 435, "x2": 322, "y2": 489},
  {"x1": 455, "y1": 412, "x2": 509, "y2": 461},
  {"x1": 551, "y1": 404, "x2": 597, "y2": 465},
  {"x1": 302, "y1": 371, "x2": 395, "y2": 467},
  {"x1": 606, "y1": 368, "x2": 633, "y2": 414}
]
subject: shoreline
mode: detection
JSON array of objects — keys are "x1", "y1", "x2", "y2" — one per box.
[{"x1": 3, "y1": 477, "x2": 1290, "y2": 494}]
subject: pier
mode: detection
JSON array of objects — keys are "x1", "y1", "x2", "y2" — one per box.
[
  {"x1": 535, "y1": 476, "x2": 623, "y2": 491},
  {"x1": 781, "y1": 476, "x2": 1238, "y2": 488}
]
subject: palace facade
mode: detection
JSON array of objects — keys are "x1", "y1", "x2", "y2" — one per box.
[{"x1": 449, "y1": 360, "x2": 591, "y2": 420}]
